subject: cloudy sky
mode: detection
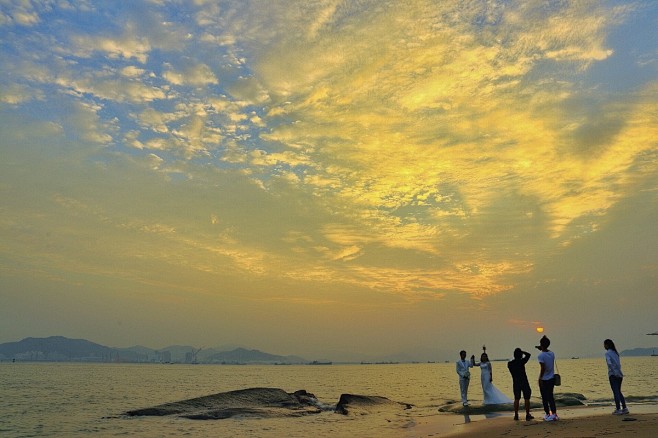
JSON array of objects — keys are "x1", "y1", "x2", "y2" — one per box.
[{"x1": 1, "y1": 0, "x2": 656, "y2": 361}]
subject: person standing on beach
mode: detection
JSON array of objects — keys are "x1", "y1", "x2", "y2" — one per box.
[
  {"x1": 604, "y1": 339, "x2": 629, "y2": 415},
  {"x1": 508, "y1": 348, "x2": 534, "y2": 421},
  {"x1": 472, "y1": 349, "x2": 513, "y2": 405},
  {"x1": 536, "y1": 335, "x2": 558, "y2": 421},
  {"x1": 456, "y1": 350, "x2": 473, "y2": 406}
]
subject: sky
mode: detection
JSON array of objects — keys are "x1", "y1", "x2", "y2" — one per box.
[{"x1": 0, "y1": 0, "x2": 656, "y2": 362}]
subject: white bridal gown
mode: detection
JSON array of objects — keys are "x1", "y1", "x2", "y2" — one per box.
[{"x1": 480, "y1": 363, "x2": 513, "y2": 404}]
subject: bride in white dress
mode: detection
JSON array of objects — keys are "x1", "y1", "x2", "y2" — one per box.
[{"x1": 473, "y1": 351, "x2": 513, "y2": 405}]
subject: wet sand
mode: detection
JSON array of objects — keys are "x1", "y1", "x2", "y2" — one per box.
[{"x1": 410, "y1": 404, "x2": 658, "y2": 437}]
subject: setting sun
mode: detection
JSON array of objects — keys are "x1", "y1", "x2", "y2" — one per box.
[{"x1": 536, "y1": 327, "x2": 544, "y2": 333}]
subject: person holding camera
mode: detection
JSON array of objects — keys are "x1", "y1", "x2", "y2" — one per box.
[{"x1": 508, "y1": 348, "x2": 534, "y2": 421}]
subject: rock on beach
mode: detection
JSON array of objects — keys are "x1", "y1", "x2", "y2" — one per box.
[
  {"x1": 125, "y1": 387, "x2": 412, "y2": 420},
  {"x1": 437, "y1": 393, "x2": 586, "y2": 414},
  {"x1": 125, "y1": 388, "x2": 324, "y2": 419}
]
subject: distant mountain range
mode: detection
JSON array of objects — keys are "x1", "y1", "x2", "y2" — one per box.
[
  {"x1": 0, "y1": 336, "x2": 308, "y2": 364},
  {"x1": 1, "y1": 336, "x2": 656, "y2": 363},
  {"x1": 620, "y1": 347, "x2": 658, "y2": 357}
]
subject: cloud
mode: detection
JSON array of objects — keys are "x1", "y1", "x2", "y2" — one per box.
[
  {"x1": 56, "y1": 73, "x2": 168, "y2": 103},
  {"x1": 120, "y1": 66, "x2": 147, "y2": 78},
  {"x1": 68, "y1": 101, "x2": 114, "y2": 143},
  {"x1": 162, "y1": 63, "x2": 218, "y2": 87},
  {"x1": 211, "y1": 0, "x2": 656, "y2": 297},
  {"x1": 0, "y1": 2, "x2": 42, "y2": 27},
  {"x1": 1, "y1": 0, "x2": 655, "y2": 303},
  {"x1": 0, "y1": 83, "x2": 43, "y2": 104},
  {"x1": 69, "y1": 30, "x2": 151, "y2": 64}
]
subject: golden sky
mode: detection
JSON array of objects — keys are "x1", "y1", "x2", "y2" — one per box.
[{"x1": 1, "y1": 0, "x2": 656, "y2": 361}]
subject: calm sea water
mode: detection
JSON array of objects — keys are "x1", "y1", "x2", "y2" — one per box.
[{"x1": 1, "y1": 358, "x2": 657, "y2": 437}]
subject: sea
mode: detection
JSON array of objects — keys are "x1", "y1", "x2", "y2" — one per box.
[{"x1": 1, "y1": 357, "x2": 657, "y2": 437}]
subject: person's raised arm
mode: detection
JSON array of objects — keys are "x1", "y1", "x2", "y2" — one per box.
[{"x1": 522, "y1": 351, "x2": 531, "y2": 363}]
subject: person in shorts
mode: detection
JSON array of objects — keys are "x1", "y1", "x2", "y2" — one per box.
[{"x1": 508, "y1": 348, "x2": 534, "y2": 421}]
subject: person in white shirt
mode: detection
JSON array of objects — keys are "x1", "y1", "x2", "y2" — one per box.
[
  {"x1": 456, "y1": 350, "x2": 473, "y2": 406},
  {"x1": 536, "y1": 335, "x2": 558, "y2": 421},
  {"x1": 604, "y1": 339, "x2": 628, "y2": 415}
]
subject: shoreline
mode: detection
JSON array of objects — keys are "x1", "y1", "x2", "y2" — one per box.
[{"x1": 409, "y1": 403, "x2": 658, "y2": 437}]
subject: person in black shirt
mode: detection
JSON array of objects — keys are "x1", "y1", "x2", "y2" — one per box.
[{"x1": 508, "y1": 348, "x2": 534, "y2": 421}]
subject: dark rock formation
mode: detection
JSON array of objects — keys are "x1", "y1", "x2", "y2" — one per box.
[
  {"x1": 124, "y1": 388, "x2": 416, "y2": 420},
  {"x1": 555, "y1": 392, "x2": 587, "y2": 406},
  {"x1": 125, "y1": 388, "x2": 323, "y2": 419},
  {"x1": 556, "y1": 392, "x2": 587, "y2": 401},
  {"x1": 334, "y1": 394, "x2": 413, "y2": 415},
  {"x1": 437, "y1": 400, "x2": 526, "y2": 414},
  {"x1": 437, "y1": 392, "x2": 587, "y2": 414},
  {"x1": 125, "y1": 387, "x2": 586, "y2": 422}
]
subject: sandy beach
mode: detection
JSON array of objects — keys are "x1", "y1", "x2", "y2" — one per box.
[
  {"x1": 444, "y1": 413, "x2": 658, "y2": 437},
  {"x1": 411, "y1": 404, "x2": 658, "y2": 437}
]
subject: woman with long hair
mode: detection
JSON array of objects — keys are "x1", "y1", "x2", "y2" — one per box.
[
  {"x1": 472, "y1": 348, "x2": 513, "y2": 405},
  {"x1": 604, "y1": 339, "x2": 628, "y2": 415}
]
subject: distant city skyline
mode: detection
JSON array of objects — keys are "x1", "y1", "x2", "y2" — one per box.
[{"x1": 1, "y1": 1, "x2": 657, "y2": 363}]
